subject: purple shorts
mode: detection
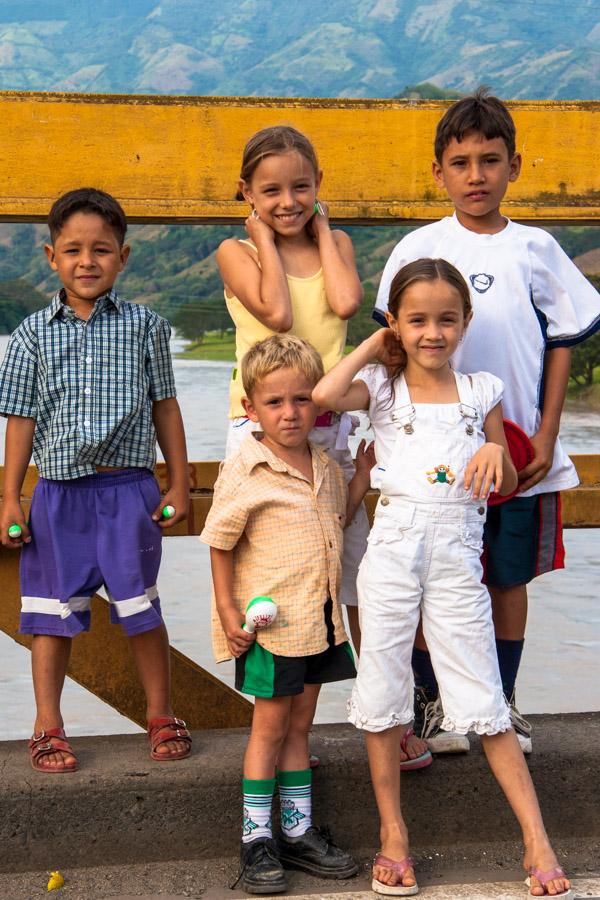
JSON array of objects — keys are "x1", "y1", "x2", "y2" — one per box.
[{"x1": 20, "y1": 468, "x2": 164, "y2": 638}]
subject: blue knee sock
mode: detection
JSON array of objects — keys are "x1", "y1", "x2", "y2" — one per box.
[
  {"x1": 412, "y1": 647, "x2": 438, "y2": 699},
  {"x1": 495, "y1": 639, "x2": 524, "y2": 699}
]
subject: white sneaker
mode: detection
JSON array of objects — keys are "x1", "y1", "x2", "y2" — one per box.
[
  {"x1": 508, "y1": 694, "x2": 532, "y2": 754},
  {"x1": 414, "y1": 688, "x2": 470, "y2": 754}
]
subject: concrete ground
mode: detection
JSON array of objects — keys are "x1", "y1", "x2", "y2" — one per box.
[
  {"x1": 2, "y1": 715, "x2": 599, "y2": 899},
  {"x1": 3, "y1": 716, "x2": 600, "y2": 874},
  {"x1": 6, "y1": 858, "x2": 600, "y2": 900}
]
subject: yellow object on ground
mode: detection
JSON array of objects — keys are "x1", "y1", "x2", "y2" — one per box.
[{"x1": 47, "y1": 871, "x2": 65, "y2": 891}]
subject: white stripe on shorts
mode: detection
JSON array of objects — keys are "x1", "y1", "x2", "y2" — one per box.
[
  {"x1": 106, "y1": 584, "x2": 158, "y2": 618},
  {"x1": 21, "y1": 595, "x2": 91, "y2": 618}
]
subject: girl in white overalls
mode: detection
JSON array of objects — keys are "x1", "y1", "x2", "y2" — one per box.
[{"x1": 313, "y1": 259, "x2": 571, "y2": 899}]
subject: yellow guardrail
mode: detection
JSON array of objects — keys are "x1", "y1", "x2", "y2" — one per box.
[{"x1": 0, "y1": 93, "x2": 598, "y2": 224}]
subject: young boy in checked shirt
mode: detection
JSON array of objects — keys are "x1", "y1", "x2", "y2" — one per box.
[
  {"x1": 0, "y1": 188, "x2": 192, "y2": 772},
  {"x1": 201, "y1": 334, "x2": 374, "y2": 895}
]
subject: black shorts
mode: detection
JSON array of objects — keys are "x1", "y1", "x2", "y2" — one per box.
[
  {"x1": 482, "y1": 492, "x2": 565, "y2": 588},
  {"x1": 235, "y1": 598, "x2": 356, "y2": 698}
]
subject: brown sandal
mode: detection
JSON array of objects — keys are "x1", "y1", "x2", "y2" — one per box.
[
  {"x1": 28, "y1": 728, "x2": 77, "y2": 773},
  {"x1": 148, "y1": 716, "x2": 192, "y2": 761}
]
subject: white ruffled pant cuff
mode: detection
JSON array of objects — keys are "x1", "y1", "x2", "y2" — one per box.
[
  {"x1": 347, "y1": 696, "x2": 413, "y2": 733},
  {"x1": 441, "y1": 710, "x2": 512, "y2": 736}
]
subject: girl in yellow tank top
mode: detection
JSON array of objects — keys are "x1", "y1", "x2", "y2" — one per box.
[
  {"x1": 216, "y1": 125, "x2": 363, "y2": 421},
  {"x1": 225, "y1": 253, "x2": 348, "y2": 418}
]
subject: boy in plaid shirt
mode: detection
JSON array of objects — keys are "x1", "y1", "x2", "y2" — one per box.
[{"x1": 0, "y1": 188, "x2": 191, "y2": 772}]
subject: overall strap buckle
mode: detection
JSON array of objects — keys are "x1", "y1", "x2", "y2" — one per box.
[
  {"x1": 392, "y1": 404, "x2": 416, "y2": 434},
  {"x1": 459, "y1": 403, "x2": 478, "y2": 435}
]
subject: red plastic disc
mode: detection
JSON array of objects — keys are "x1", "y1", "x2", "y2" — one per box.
[{"x1": 488, "y1": 419, "x2": 535, "y2": 506}]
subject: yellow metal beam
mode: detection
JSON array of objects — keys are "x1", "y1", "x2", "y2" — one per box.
[
  {"x1": 3, "y1": 456, "x2": 600, "y2": 531},
  {"x1": 0, "y1": 92, "x2": 598, "y2": 224}
]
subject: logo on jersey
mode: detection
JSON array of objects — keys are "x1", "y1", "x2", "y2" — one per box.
[{"x1": 469, "y1": 273, "x2": 494, "y2": 293}]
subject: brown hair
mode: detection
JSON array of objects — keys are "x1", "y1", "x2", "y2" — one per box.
[
  {"x1": 236, "y1": 125, "x2": 319, "y2": 200},
  {"x1": 241, "y1": 334, "x2": 324, "y2": 398},
  {"x1": 379, "y1": 258, "x2": 472, "y2": 406},
  {"x1": 434, "y1": 86, "x2": 516, "y2": 162},
  {"x1": 48, "y1": 187, "x2": 127, "y2": 246},
  {"x1": 388, "y1": 258, "x2": 472, "y2": 321}
]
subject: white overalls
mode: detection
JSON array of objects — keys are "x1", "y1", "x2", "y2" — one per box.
[{"x1": 348, "y1": 371, "x2": 511, "y2": 735}]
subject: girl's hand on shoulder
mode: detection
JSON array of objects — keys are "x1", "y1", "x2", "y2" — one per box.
[
  {"x1": 464, "y1": 442, "x2": 504, "y2": 500},
  {"x1": 245, "y1": 210, "x2": 275, "y2": 246}
]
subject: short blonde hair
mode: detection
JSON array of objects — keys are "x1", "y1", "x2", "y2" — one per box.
[{"x1": 242, "y1": 334, "x2": 324, "y2": 398}]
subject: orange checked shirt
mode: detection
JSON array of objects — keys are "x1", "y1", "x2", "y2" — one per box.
[{"x1": 200, "y1": 433, "x2": 349, "y2": 662}]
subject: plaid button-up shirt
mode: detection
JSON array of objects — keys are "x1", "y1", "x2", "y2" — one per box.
[
  {"x1": 200, "y1": 433, "x2": 349, "y2": 662},
  {"x1": 0, "y1": 290, "x2": 176, "y2": 480}
]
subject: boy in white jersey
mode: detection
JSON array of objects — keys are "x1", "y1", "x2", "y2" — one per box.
[{"x1": 375, "y1": 88, "x2": 600, "y2": 755}]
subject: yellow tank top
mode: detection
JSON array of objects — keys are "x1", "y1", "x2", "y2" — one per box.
[{"x1": 226, "y1": 241, "x2": 348, "y2": 418}]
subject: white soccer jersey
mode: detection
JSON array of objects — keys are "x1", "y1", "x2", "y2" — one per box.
[{"x1": 374, "y1": 214, "x2": 600, "y2": 496}]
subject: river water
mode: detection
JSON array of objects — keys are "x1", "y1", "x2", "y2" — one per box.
[{"x1": 1, "y1": 334, "x2": 599, "y2": 738}]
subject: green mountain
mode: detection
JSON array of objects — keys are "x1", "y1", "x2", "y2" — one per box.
[
  {"x1": 1, "y1": 221, "x2": 597, "y2": 346},
  {"x1": 0, "y1": 278, "x2": 47, "y2": 333},
  {"x1": 0, "y1": 0, "x2": 598, "y2": 99}
]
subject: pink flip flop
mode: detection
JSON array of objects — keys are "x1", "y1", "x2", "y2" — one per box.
[
  {"x1": 525, "y1": 865, "x2": 572, "y2": 898},
  {"x1": 400, "y1": 727, "x2": 432, "y2": 772},
  {"x1": 372, "y1": 854, "x2": 419, "y2": 896}
]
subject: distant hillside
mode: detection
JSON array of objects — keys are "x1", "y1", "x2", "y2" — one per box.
[
  {"x1": 0, "y1": 0, "x2": 598, "y2": 99},
  {"x1": 1, "y1": 221, "x2": 598, "y2": 341},
  {"x1": 575, "y1": 248, "x2": 600, "y2": 275},
  {"x1": 0, "y1": 279, "x2": 46, "y2": 333}
]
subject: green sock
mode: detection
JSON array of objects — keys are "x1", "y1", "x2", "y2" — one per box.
[
  {"x1": 277, "y1": 769, "x2": 312, "y2": 838},
  {"x1": 242, "y1": 776, "x2": 275, "y2": 843}
]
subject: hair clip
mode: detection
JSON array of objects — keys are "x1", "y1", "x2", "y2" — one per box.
[{"x1": 313, "y1": 201, "x2": 325, "y2": 216}]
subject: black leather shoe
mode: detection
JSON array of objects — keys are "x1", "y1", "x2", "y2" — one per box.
[
  {"x1": 231, "y1": 837, "x2": 287, "y2": 894},
  {"x1": 277, "y1": 825, "x2": 359, "y2": 878}
]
